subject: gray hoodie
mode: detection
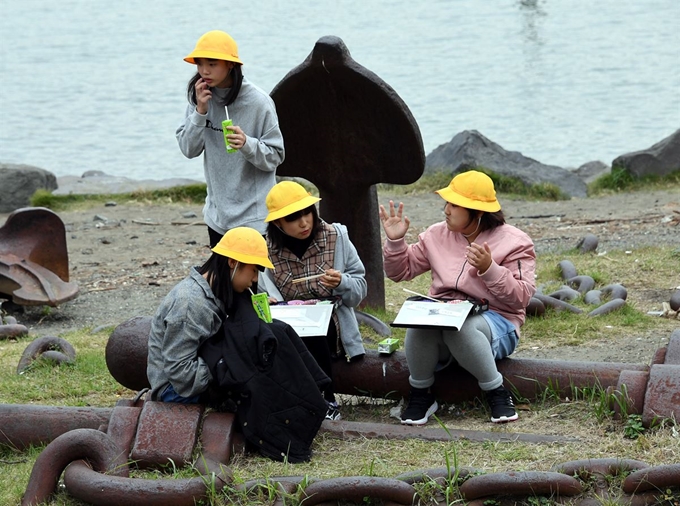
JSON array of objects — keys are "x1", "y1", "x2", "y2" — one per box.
[{"x1": 176, "y1": 77, "x2": 285, "y2": 234}]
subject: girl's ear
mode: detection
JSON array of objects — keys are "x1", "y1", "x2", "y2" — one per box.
[{"x1": 228, "y1": 258, "x2": 238, "y2": 269}]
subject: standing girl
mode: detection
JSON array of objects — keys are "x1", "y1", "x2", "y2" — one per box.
[
  {"x1": 258, "y1": 181, "x2": 367, "y2": 420},
  {"x1": 177, "y1": 30, "x2": 285, "y2": 246}
]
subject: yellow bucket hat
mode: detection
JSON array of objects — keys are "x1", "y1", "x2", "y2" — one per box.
[
  {"x1": 184, "y1": 30, "x2": 244, "y2": 65},
  {"x1": 435, "y1": 171, "x2": 501, "y2": 212},
  {"x1": 212, "y1": 227, "x2": 274, "y2": 269},
  {"x1": 264, "y1": 181, "x2": 321, "y2": 223}
]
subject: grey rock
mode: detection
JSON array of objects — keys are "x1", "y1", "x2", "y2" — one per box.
[
  {"x1": 424, "y1": 130, "x2": 588, "y2": 198},
  {"x1": 54, "y1": 172, "x2": 203, "y2": 196},
  {"x1": 0, "y1": 163, "x2": 58, "y2": 213},
  {"x1": 571, "y1": 160, "x2": 610, "y2": 184},
  {"x1": 612, "y1": 128, "x2": 680, "y2": 178},
  {"x1": 82, "y1": 170, "x2": 107, "y2": 178}
]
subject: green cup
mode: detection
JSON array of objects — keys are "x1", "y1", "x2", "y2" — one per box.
[
  {"x1": 251, "y1": 292, "x2": 272, "y2": 323},
  {"x1": 222, "y1": 119, "x2": 237, "y2": 153}
]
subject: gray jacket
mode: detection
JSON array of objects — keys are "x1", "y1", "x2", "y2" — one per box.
[
  {"x1": 259, "y1": 223, "x2": 367, "y2": 359},
  {"x1": 147, "y1": 268, "x2": 224, "y2": 400}
]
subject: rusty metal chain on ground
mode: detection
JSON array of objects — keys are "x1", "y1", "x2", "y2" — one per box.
[{"x1": 6, "y1": 400, "x2": 677, "y2": 506}]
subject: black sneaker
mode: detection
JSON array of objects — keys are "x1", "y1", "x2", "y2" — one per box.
[
  {"x1": 486, "y1": 386, "x2": 518, "y2": 423},
  {"x1": 325, "y1": 401, "x2": 341, "y2": 421},
  {"x1": 401, "y1": 387, "x2": 438, "y2": 425}
]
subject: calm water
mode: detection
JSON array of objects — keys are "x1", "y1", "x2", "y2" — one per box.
[{"x1": 1, "y1": 0, "x2": 679, "y2": 181}]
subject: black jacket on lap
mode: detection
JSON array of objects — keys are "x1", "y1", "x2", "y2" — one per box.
[{"x1": 199, "y1": 292, "x2": 330, "y2": 463}]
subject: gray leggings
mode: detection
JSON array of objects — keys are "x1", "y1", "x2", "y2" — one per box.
[{"x1": 404, "y1": 314, "x2": 503, "y2": 392}]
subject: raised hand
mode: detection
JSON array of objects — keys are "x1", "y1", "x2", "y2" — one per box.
[{"x1": 379, "y1": 200, "x2": 410, "y2": 241}]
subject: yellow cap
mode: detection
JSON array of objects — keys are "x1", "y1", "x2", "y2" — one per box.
[
  {"x1": 211, "y1": 227, "x2": 274, "y2": 269},
  {"x1": 435, "y1": 171, "x2": 501, "y2": 212},
  {"x1": 184, "y1": 30, "x2": 243, "y2": 65},
  {"x1": 264, "y1": 181, "x2": 321, "y2": 223}
]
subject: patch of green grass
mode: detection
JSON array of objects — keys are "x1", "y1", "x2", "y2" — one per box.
[
  {"x1": 0, "y1": 328, "x2": 132, "y2": 407},
  {"x1": 30, "y1": 184, "x2": 208, "y2": 211},
  {"x1": 520, "y1": 246, "x2": 678, "y2": 348},
  {"x1": 588, "y1": 166, "x2": 680, "y2": 195},
  {"x1": 623, "y1": 414, "x2": 646, "y2": 440},
  {"x1": 0, "y1": 445, "x2": 45, "y2": 506}
]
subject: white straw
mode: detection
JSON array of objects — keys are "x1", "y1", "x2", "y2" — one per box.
[
  {"x1": 248, "y1": 287, "x2": 255, "y2": 295},
  {"x1": 224, "y1": 105, "x2": 230, "y2": 120},
  {"x1": 402, "y1": 288, "x2": 441, "y2": 303}
]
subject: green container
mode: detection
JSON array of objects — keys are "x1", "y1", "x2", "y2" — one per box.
[
  {"x1": 378, "y1": 338, "x2": 399, "y2": 354},
  {"x1": 222, "y1": 119, "x2": 237, "y2": 153},
  {"x1": 251, "y1": 292, "x2": 272, "y2": 323}
]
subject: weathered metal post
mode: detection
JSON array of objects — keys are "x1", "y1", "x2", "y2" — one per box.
[{"x1": 271, "y1": 36, "x2": 425, "y2": 309}]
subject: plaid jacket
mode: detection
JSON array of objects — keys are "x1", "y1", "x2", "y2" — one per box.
[{"x1": 260, "y1": 222, "x2": 367, "y2": 359}]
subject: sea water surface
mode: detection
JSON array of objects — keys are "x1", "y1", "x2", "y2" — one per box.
[{"x1": 1, "y1": 0, "x2": 679, "y2": 181}]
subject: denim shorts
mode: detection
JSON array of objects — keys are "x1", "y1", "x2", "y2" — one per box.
[
  {"x1": 159, "y1": 383, "x2": 201, "y2": 404},
  {"x1": 481, "y1": 310, "x2": 519, "y2": 360}
]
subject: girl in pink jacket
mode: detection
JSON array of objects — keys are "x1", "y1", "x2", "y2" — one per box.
[{"x1": 380, "y1": 170, "x2": 536, "y2": 425}]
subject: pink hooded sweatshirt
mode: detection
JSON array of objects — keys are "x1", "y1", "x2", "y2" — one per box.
[{"x1": 383, "y1": 221, "x2": 536, "y2": 335}]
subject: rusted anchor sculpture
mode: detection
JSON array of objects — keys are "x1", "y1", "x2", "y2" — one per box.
[
  {"x1": 0, "y1": 207, "x2": 79, "y2": 307},
  {"x1": 271, "y1": 36, "x2": 426, "y2": 310}
]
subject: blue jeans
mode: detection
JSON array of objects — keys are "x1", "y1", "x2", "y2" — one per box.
[{"x1": 159, "y1": 383, "x2": 201, "y2": 404}]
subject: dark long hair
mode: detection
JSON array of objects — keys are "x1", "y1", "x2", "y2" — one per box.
[
  {"x1": 186, "y1": 64, "x2": 243, "y2": 106},
  {"x1": 266, "y1": 205, "x2": 320, "y2": 252},
  {"x1": 197, "y1": 253, "x2": 235, "y2": 310},
  {"x1": 471, "y1": 209, "x2": 506, "y2": 232}
]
